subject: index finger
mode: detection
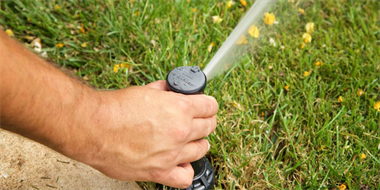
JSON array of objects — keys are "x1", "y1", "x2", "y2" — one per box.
[{"x1": 187, "y1": 95, "x2": 218, "y2": 118}]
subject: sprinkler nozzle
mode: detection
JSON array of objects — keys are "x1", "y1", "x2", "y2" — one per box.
[{"x1": 165, "y1": 66, "x2": 215, "y2": 190}]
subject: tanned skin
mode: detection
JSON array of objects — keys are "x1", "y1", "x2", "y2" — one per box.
[{"x1": 0, "y1": 30, "x2": 218, "y2": 188}]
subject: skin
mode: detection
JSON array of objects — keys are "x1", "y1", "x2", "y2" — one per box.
[{"x1": 0, "y1": 30, "x2": 218, "y2": 188}]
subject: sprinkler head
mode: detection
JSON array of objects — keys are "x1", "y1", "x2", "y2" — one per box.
[
  {"x1": 166, "y1": 66, "x2": 207, "y2": 94},
  {"x1": 165, "y1": 66, "x2": 215, "y2": 190}
]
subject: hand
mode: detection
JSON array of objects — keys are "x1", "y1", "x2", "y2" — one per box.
[{"x1": 75, "y1": 80, "x2": 218, "y2": 188}]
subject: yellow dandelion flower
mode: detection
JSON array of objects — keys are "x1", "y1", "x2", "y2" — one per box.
[
  {"x1": 227, "y1": 1, "x2": 234, "y2": 9},
  {"x1": 305, "y1": 22, "x2": 315, "y2": 33},
  {"x1": 192, "y1": 8, "x2": 197, "y2": 12},
  {"x1": 134, "y1": 11, "x2": 140, "y2": 16},
  {"x1": 303, "y1": 33, "x2": 312, "y2": 43},
  {"x1": 264, "y1": 13, "x2": 276, "y2": 25},
  {"x1": 187, "y1": 0, "x2": 191, "y2": 3},
  {"x1": 321, "y1": 145, "x2": 326, "y2": 149},
  {"x1": 248, "y1": 25, "x2": 259, "y2": 38},
  {"x1": 240, "y1": 0, "x2": 247, "y2": 7},
  {"x1": 81, "y1": 43, "x2": 87, "y2": 47},
  {"x1": 338, "y1": 96, "x2": 343, "y2": 103},
  {"x1": 79, "y1": 26, "x2": 85, "y2": 34},
  {"x1": 54, "y1": 4, "x2": 61, "y2": 11},
  {"x1": 301, "y1": 43, "x2": 305, "y2": 49},
  {"x1": 304, "y1": 71, "x2": 311, "y2": 77},
  {"x1": 361, "y1": 153, "x2": 366, "y2": 160},
  {"x1": 113, "y1": 64, "x2": 120, "y2": 73},
  {"x1": 315, "y1": 61, "x2": 323, "y2": 67},
  {"x1": 357, "y1": 89, "x2": 365, "y2": 97},
  {"x1": 374, "y1": 101, "x2": 380, "y2": 111},
  {"x1": 298, "y1": 8, "x2": 305, "y2": 15},
  {"x1": 284, "y1": 85, "x2": 290, "y2": 91},
  {"x1": 339, "y1": 184, "x2": 346, "y2": 190},
  {"x1": 120, "y1": 63, "x2": 131, "y2": 70},
  {"x1": 5, "y1": 29, "x2": 14, "y2": 37},
  {"x1": 237, "y1": 35, "x2": 248, "y2": 44},
  {"x1": 207, "y1": 42, "x2": 215, "y2": 52},
  {"x1": 212, "y1": 16, "x2": 223, "y2": 23},
  {"x1": 261, "y1": 111, "x2": 265, "y2": 116},
  {"x1": 56, "y1": 43, "x2": 64, "y2": 48}
]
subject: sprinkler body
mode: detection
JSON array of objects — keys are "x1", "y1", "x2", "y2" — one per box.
[{"x1": 166, "y1": 66, "x2": 215, "y2": 190}]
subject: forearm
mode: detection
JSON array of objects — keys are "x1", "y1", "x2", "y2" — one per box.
[{"x1": 0, "y1": 30, "x2": 98, "y2": 160}]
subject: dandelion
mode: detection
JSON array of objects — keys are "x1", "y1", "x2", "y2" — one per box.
[
  {"x1": 81, "y1": 43, "x2": 87, "y2": 48},
  {"x1": 339, "y1": 184, "x2": 346, "y2": 190},
  {"x1": 237, "y1": 36, "x2": 248, "y2": 44},
  {"x1": 303, "y1": 33, "x2": 312, "y2": 43},
  {"x1": 134, "y1": 11, "x2": 140, "y2": 16},
  {"x1": 113, "y1": 64, "x2": 120, "y2": 73},
  {"x1": 56, "y1": 43, "x2": 64, "y2": 48},
  {"x1": 248, "y1": 25, "x2": 259, "y2": 38},
  {"x1": 357, "y1": 89, "x2": 365, "y2": 97},
  {"x1": 284, "y1": 85, "x2": 290, "y2": 91},
  {"x1": 79, "y1": 26, "x2": 85, "y2": 34},
  {"x1": 374, "y1": 101, "x2": 380, "y2": 111},
  {"x1": 240, "y1": 0, "x2": 247, "y2": 7},
  {"x1": 264, "y1": 13, "x2": 276, "y2": 25},
  {"x1": 113, "y1": 63, "x2": 130, "y2": 73},
  {"x1": 227, "y1": 1, "x2": 235, "y2": 9},
  {"x1": 5, "y1": 29, "x2": 14, "y2": 37},
  {"x1": 304, "y1": 71, "x2": 311, "y2": 77},
  {"x1": 192, "y1": 8, "x2": 197, "y2": 12},
  {"x1": 186, "y1": 0, "x2": 191, "y2": 3},
  {"x1": 212, "y1": 16, "x2": 223, "y2": 23},
  {"x1": 54, "y1": 4, "x2": 61, "y2": 11},
  {"x1": 208, "y1": 42, "x2": 215, "y2": 52},
  {"x1": 269, "y1": 38, "x2": 276, "y2": 47},
  {"x1": 321, "y1": 145, "x2": 326, "y2": 149},
  {"x1": 305, "y1": 22, "x2": 315, "y2": 33},
  {"x1": 120, "y1": 63, "x2": 131, "y2": 70},
  {"x1": 298, "y1": 8, "x2": 305, "y2": 15},
  {"x1": 315, "y1": 61, "x2": 323, "y2": 67},
  {"x1": 338, "y1": 96, "x2": 343, "y2": 103},
  {"x1": 261, "y1": 111, "x2": 265, "y2": 116},
  {"x1": 361, "y1": 153, "x2": 366, "y2": 160},
  {"x1": 301, "y1": 43, "x2": 305, "y2": 49}
]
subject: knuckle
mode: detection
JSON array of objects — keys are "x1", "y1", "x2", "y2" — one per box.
[
  {"x1": 173, "y1": 128, "x2": 190, "y2": 142},
  {"x1": 149, "y1": 169, "x2": 164, "y2": 181},
  {"x1": 179, "y1": 178, "x2": 193, "y2": 188},
  {"x1": 176, "y1": 97, "x2": 192, "y2": 112}
]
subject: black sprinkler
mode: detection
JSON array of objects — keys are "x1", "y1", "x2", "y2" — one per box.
[{"x1": 165, "y1": 66, "x2": 215, "y2": 190}]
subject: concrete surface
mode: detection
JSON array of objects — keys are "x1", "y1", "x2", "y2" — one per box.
[{"x1": 0, "y1": 129, "x2": 141, "y2": 190}]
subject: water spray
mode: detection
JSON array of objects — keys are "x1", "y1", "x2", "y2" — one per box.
[{"x1": 164, "y1": 0, "x2": 278, "y2": 189}]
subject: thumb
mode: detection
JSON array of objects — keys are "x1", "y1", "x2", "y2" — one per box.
[{"x1": 145, "y1": 80, "x2": 168, "y2": 91}]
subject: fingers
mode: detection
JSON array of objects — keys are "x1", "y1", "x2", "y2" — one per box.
[
  {"x1": 145, "y1": 80, "x2": 168, "y2": 91},
  {"x1": 176, "y1": 139, "x2": 209, "y2": 164},
  {"x1": 159, "y1": 163, "x2": 194, "y2": 189},
  {"x1": 189, "y1": 116, "x2": 216, "y2": 141},
  {"x1": 187, "y1": 95, "x2": 218, "y2": 118}
]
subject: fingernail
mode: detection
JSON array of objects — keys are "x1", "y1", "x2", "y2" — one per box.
[{"x1": 207, "y1": 141, "x2": 210, "y2": 151}]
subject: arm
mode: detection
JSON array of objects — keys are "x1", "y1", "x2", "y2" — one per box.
[{"x1": 0, "y1": 30, "x2": 218, "y2": 188}]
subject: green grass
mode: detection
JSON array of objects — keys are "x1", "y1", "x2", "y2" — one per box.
[{"x1": 1, "y1": 0, "x2": 380, "y2": 189}]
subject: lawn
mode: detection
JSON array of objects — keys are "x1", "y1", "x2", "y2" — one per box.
[{"x1": 1, "y1": 0, "x2": 380, "y2": 189}]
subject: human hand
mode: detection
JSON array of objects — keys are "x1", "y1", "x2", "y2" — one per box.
[{"x1": 73, "y1": 80, "x2": 218, "y2": 188}]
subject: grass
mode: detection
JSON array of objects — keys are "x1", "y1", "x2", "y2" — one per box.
[{"x1": 1, "y1": 0, "x2": 380, "y2": 189}]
